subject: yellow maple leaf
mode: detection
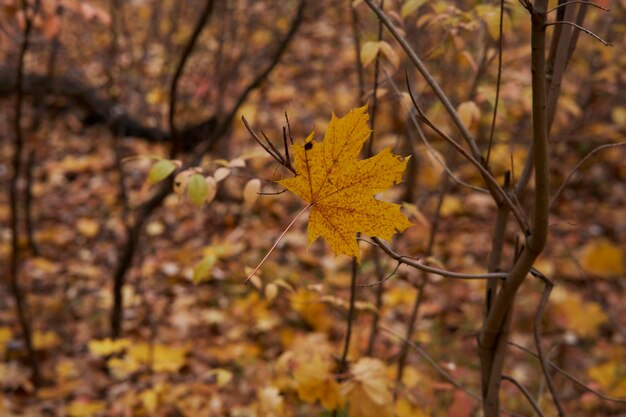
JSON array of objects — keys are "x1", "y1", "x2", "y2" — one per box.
[{"x1": 278, "y1": 105, "x2": 412, "y2": 261}]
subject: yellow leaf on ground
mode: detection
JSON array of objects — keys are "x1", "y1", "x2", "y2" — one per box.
[
  {"x1": 33, "y1": 330, "x2": 61, "y2": 350},
  {"x1": 76, "y1": 218, "x2": 100, "y2": 238},
  {"x1": 290, "y1": 289, "x2": 332, "y2": 332},
  {"x1": 588, "y1": 360, "x2": 626, "y2": 397},
  {"x1": 0, "y1": 327, "x2": 12, "y2": 357},
  {"x1": 88, "y1": 338, "x2": 131, "y2": 356},
  {"x1": 152, "y1": 344, "x2": 188, "y2": 373},
  {"x1": 395, "y1": 397, "x2": 429, "y2": 417},
  {"x1": 579, "y1": 238, "x2": 624, "y2": 278},
  {"x1": 279, "y1": 105, "x2": 412, "y2": 261},
  {"x1": 551, "y1": 287, "x2": 607, "y2": 338},
  {"x1": 343, "y1": 358, "x2": 393, "y2": 417},
  {"x1": 65, "y1": 399, "x2": 106, "y2": 417},
  {"x1": 294, "y1": 354, "x2": 343, "y2": 410},
  {"x1": 257, "y1": 386, "x2": 286, "y2": 417}
]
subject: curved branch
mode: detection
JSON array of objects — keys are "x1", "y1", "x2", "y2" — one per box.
[
  {"x1": 380, "y1": 326, "x2": 526, "y2": 417},
  {"x1": 369, "y1": 237, "x2": 507, "y2": 280},
  {"x1": 362, "y1": 0, "x2": 481, "y2": 158},
  {"x1": 533, "y1": 280, "x2": 566, "y2": 416},
  {"x1": 545, "y1": 21, "x2": 611, "y2": 46},
  {"x1": 169, "y1": 0, "x2": 214, "y2": 156},
  {"x1": 550, "y1": 142, "x2": 626, "y2": 209},
  {"x1": 202, "y1": 0, "x2": 306, "y2": 156},
  {"x1": 10, "y1": 0, "x2": 42, "y2": 388},
  {"x1": 502, "y1": 375, "x2": 546, "y2": 417},
  {"x1": 547, "y1": 1, "x2": 609, "y2": 13},
  {"x1": 509, "y1": 342, "x2": 626, "y2": 404}
]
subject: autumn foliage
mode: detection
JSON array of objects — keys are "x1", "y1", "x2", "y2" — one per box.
[{"x1": 1, "y1": 0, "x2": 626, "y2": 416}]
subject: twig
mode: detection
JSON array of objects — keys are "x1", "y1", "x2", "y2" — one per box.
[
  {"x1": 407, "y1": 86, "x2": 529, "y2": 233},
  {"x1": 533, "y1": 280, "x2": 566, "y2": 416},
  {"x1": 242, "y1": 116, "x2": 295, "y2": 174},
  {"x1": 340, "y1": 258, "x2": 359, "y2": 368},
  {"x1": 365, "y1": 253, "x2": 385, "y2": 355},
  {"x1": 362, "y1": 0, "x2": 481, "y2": 158},
  {"x1": 545, "y1": 21, "x2": 611, "y2": 46},
  {"x1": 486, "y1": 0, "x2": 505, "y2": 164},
  {"x1": 382, "y1": 325, "x2": 481, "y2": 400},
  {"x1": 24, "y1": 149, "x2": 39, "y2": 255},
  {"x1": 358, "y1": 261, "x2": 401, "y2": 287},
  {"x1": 550, "y1": 142, "x2": 626, "y2": 209},
  {"x1": 366, "y1": 0, "x2": 385, "y2": 158},
  {"x1": 380, "y1": 326, "x2": 526, "y2": 417},
  {"x1": 480, "y1": 4, "x2": 552, "y2": 416},
  {"x1": 547, "y1": 1, "x2": 609, "y2": 13},
  {"x1": 261, "y1": 131, "x2": 285, "y2": 165},
  {"x1": 168, "y1": 0, "x2": 214, "y2": 157},
  {"x1": 285, "y1": 111, "x2": 293, "y2": 145},
  {"x1": 350, "y1": 1, "x2": 365, "y2": 102},
  {"x1": 397, "y1": 72, "x2": 488, "y2": 194},
  {"x1": 245, "y1": 204, "x2": 311, "y2": 283},
  {"x1": 396, "y1": 174, "x2": 449, "y2": 386},
  {"x1": 204, "y1": 0, "x2": 306, "y2": 155},
  {"x1": 509, "y1": 342, "x2": 626, "y2": 404},
  {"x1": 282, "y1": 126, "x2": 291, "y2": 166},
  {"x1": 369, "y1": 238, "x2": 507, "y2": 280},
  {"x1": 110, "y1": 0, "x2": 305, "y2": 338},
  {"x1": 10, "y1": 0, "x2": 42, "y2": 388},
  {"x1": 332, "y1": 257, "x2": 359, "y2": 417},
  {"x1": 502, "y1": 375, "x2": 546, "y2": 417}
]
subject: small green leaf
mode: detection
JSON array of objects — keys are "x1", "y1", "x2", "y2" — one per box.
[
  {"x1": 401, "y1": 0, "x2": 426, "y2": 18},
  {"x1": 147, "y1": 160, "x2": 177, "y2": 185},
  {"x1": 193, "y1": 254, "x2": 217, "y2": 284},
  {"x1": 187, "y1": 174, "x2": 208, "y2": 207}
]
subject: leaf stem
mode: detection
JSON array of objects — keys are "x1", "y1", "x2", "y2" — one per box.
[{"x1": 245, "y1": 203, "x2": 312, "y2": 284}]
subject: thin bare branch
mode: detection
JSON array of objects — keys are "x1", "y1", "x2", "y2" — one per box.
[
  {"x1": 548, "y1": 1, "x2": 609, "y2": 13},
  {"x1": 545, "y1": 21, "x2": 611, "y2": 46},
  {"x1": 242, "y1": 116, "x2": 296, "y2": 174},
  {"x1": 358, "y1": 260, "x2": 401, "y2": 287},
  {"x1": 168, "y1": 0, "x2": 214, "y2": 157},
  {"x1": 409, "y1": 100, "x2": 529, "y2": 233},
  {"x1": 533, "y1": 280, "x2": 566, "y2": 416},
  {"x1": 261, "y1": 131, "x2": 285, "y2": 164},
  {"x1": 282, "y1": 126, "x2": 291, "y2": 166},
  {"x1": 366, "y1": 0, "x2": 385, "y2": 158},
  {"x1": 391, "y1": 70, "x2": 488, "y2": 194},
  {"x1": 205, "y1": 0, "x2": 306, "y2": 154},
  {"x1": 284, "y1": 111, "x2": 294, "y2": 145},
  {"x1": 369, "y1": 238, "x2": 507, "y2": 280},
  {"x1": 502, "y1": 375, "x2": 546, "y2": 417},
  {"x1": 362, "y1": 0, "x2": 481, "y2": 158},
  {"x1": 550, "y1": 142, "x2": 626, "y2": 209},
  {"x1": 486, "y1": 0, "x2": 505, "y2": 164},
  {"x1": 350, "y1": 0, "x2": 365, "y2": 103},
  {"x1": 10, "y1": 0, "x2": 42, "y2": 387},
  {"x1": 380, "y1": 326, "x2": 526, "y2": 417},
  {"x1": 510, "y1": 342, "x2": 626, "y2": 404},
  {"x1": 332, "y1": 257, "x2": 359, "y2": 417}
]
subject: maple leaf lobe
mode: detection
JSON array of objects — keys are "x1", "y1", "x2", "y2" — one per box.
[{"x1": 279, "y1": 105, "x2": 412, "y2": 261}]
